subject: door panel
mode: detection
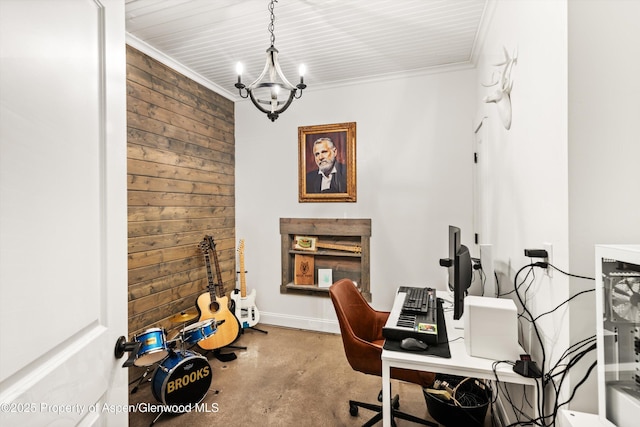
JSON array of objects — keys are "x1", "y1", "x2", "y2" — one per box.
[{"x1": 0, "y1": 0, "x2": 127, "y2": 425}]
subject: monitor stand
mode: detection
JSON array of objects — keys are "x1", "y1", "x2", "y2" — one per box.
[
  {"x1": 451, "y1": 314, "x2": 465, "y2": 330},
  {"x1": 441, "y1": 292, "x2": 465, "y2": 330}
]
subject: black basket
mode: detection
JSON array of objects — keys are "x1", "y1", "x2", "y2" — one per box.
[{"x1": 423, "y1": 374, "x2": 491, "y2": 427}]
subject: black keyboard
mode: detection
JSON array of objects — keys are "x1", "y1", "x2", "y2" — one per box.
[
  {"x1": 399, "y1": 286, "x2": 435, "y2": 314},
  {"x1": 382, "y1": 293, "x2": 444, "y2": 345}
]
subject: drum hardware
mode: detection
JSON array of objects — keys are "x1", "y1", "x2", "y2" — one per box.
[
  {"x1": 114, "y1": 336, "x2": 142, "y2": 368},
  {"x1": 130, "y1": 365, "x2": 154, "y2": 394},
  {"x1": 166, "y1": 337, "x2": 181, "y2": 350}
]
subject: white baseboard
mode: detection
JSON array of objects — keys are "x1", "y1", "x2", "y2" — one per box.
[{"x1": 259, "y1": 311, "x2": 340, "y2": 334}]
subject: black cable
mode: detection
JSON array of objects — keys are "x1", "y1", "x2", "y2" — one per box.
[
  {"x1": 554, "y1": 360, "x2": 597, "y2": 414},
  {"x1": 530, "y1": 263, "x2": 595, "y2": 424},
  {"x1": 511, "y1": 263, "x2": 564, "y2": 425},
  {"x1": 548, "y1": 263, "x2": 595, "y2": 281},
  {"x1": 502, "y1": 264, "x2": 536, "y2": 299},
  {"x1": 507, "y1": 261, "x2": 598, "y2": 426},
  {"x1": 513, "y1": 263, "x2": 545, "y2": 350},
  {"x1": 512, "y1": 265, "x2": 538, "y2": 355},
  {"x1": 548, "y1": 335, "x2": 596, "y2": 378},
  {"x1": 512, "y1": 264, "x2": 546, "y2": 422},
  {"x1": 522, "y1": 264, "x2": 538, "y2": 309},
  {"x1": 479, "y1": 267, "x2": 487, "y2": 296},
  {"x1": 547, "y1": 339, "x2": 596, "y2": 399},
  {"x1": 544, "y1": 341, "x2": 596, "y2": 424},
  {"x1": 493, "y1": 361, "x2": 541, "y2": 426},
  {"x1": 532, "y1": 289, "x2": 594, "y2": 322}
]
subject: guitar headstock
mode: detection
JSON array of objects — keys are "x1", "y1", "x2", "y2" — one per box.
[
  {"x1": 199, "y1": 237, "x2": 211, "y2": 254},
  {"x1": 206, "y1": 235, "x2": 216, "y2": 249},
  {"x1": 238, "y1": 239, "x2": 245, "y2": 256},
  {"x1": 200, "y1": 235, "x2": 217, "y2": 255}
]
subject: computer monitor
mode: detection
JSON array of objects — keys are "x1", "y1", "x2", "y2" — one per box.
[
  {"x1": 439, "y1": 225, "x2": 473, "y2": 320},
  {"x1": 446, "y1": 226, "x2": 460, "y2": 291},
  {"x1": 454, "y1": 243, "x2": 472, "y2": 320}
]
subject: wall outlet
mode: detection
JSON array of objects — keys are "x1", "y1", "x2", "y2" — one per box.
[{"x1": 543, "y1": 243, "x2": 553, "y2": 277}]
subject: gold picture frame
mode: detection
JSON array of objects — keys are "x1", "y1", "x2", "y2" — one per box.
[{"x1": 298, "y1": 122, "x2": 356, "y2": 202}]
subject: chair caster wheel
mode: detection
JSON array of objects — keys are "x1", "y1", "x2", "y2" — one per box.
[
  {"x1": 392, "y1": 394, "x2": 400, "y2": 410},
  {"x1": 349, "y1": 403, "x2": 358, "y2": 417}
]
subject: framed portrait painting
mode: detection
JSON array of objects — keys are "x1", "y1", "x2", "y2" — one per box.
[{"x1": 298, "y1": 122, "x2": 356, "y2": 203}]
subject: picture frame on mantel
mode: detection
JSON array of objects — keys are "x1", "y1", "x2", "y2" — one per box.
[{"x1": 298, "y1": 122, "x2": 356, "y2": 203}]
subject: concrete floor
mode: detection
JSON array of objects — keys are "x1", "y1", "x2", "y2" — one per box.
[{"x1": 127, "y1": 324, "x2": 487, "y2": 426}]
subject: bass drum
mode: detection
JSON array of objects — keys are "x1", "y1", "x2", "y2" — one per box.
[{"x1": 152, "y1": 350, "x2": 212, "y2": 409}]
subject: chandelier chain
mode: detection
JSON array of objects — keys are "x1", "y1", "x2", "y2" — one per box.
[
  {"x1": 268, "y1": 0, "x2": 277, "y2": 46},
  {"x1": 235, "y1": 0, "x2": 305, "y2": 121}
]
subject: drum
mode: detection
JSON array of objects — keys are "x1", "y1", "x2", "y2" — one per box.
[
  {"x1": 182, "y1": 319, "x2": 217, "y2": 344},
  {"x1": 133, "y1": 328, "x2": 169, "y2": 367},
  {"x1": 152, "y1": 350, "x2": 212, "y2": 408}
]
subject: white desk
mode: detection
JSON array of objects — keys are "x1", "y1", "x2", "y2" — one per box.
[{"x1": 381, "y1": 290, "x2": 538, "y2": 427}]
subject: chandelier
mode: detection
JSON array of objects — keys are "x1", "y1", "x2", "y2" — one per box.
[{"x1": 234, "y1": 0, "x2": 306, "y2": 122}]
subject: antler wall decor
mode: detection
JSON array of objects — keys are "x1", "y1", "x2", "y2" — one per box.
[{"x1": 483, "y1": 47, "x2": 518, "y2": 130}]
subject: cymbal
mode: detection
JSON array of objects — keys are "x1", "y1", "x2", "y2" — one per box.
[{"x1": 169, "y1": 310, "x2": 198, "y2": 323}]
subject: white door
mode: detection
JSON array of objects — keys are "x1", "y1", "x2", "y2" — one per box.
[
  {"x1": 0, "y1": 0, "x2": 128, "y2": 425},
  {"x1": 472, "y1": 115, "x2": 489, "y2": 247}
]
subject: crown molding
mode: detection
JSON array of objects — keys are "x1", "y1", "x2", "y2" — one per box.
[
  {"x1": 128, "y1": 27, "x2": 483, "y2": 104},
  {"x1": 232, "y1": 61, "x2": 476, "y2": 102},
  {"x1": 126, "y1": 33, "x2": 237, "y2": 102},
  {"x1": 470, "y1": 0, "x2": 498, "y2": 66}
]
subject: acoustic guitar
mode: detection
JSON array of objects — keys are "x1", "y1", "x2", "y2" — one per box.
[
  {"x1": 232, "y1": 239, "x2": 260, "y2": 329},
  {"x1": 196, "y1": 235, "x2": 240, "y2": 350}
]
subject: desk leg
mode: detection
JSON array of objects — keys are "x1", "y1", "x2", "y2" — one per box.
[
  {"x1": 382, "y1": 359, "x2": 391, "y2": 427},
  {"x1": 533, "y1": 381, "x2": 540, "y2": 424}
]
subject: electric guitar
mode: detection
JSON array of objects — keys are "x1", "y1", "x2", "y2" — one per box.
[
  {"x1": 196, "y1": 235, "x2": 240, "y2": 350},
  {"x1": 232, "y1": 239, "x2": 260, "y2": 329}
]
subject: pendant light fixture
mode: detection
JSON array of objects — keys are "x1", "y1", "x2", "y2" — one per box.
[{"x1": 234, "y1": 0, "x2": 306, "y2": 122}]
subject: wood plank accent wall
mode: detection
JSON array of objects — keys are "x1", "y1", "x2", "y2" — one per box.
[{"x1": 126, "y1": 45, "x2": 235, "y2": 339}]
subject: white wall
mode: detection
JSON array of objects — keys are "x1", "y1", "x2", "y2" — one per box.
[
  {"x1": 235, "y1": 69, "x2": 476, "y2": 331},
  {"x1": 474, "y1": 0, "x2": 640, "y2": 418},
  {"x1": 474, "y1": 0, "x2": 572, "y2": 421},
  {"x1": 568, "y1": 0, "x2": 640, "y2": 414}
]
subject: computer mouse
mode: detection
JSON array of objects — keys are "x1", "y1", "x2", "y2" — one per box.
[{"x1": 400, "y1": 337, "x2": 428, "y2": 351}]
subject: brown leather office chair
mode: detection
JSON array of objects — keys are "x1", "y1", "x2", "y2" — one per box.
[{"x1": 329, "y1": 279, "x2": 437, "y2": 426}]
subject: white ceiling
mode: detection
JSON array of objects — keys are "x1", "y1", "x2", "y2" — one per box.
[{"x1": 125, "y1": 0, "x2": 489, "y2": 100}]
